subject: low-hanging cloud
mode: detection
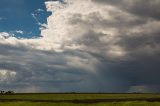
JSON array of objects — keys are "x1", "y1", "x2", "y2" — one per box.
[{"x1": 0, "y1": 0, "x2": 160, "y2": 93}]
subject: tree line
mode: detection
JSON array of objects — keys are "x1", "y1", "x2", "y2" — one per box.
[{"x1": 0, "y1": 90, "x2": 14, "y2": 94}]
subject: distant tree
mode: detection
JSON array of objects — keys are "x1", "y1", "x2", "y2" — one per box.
[
  {"x1": 0, "y1": 90, "x2": 15, "y2": 94},
  {"x1": 5, "y1": 91, "x2": 14, "y2": 94},
  {"x1": 0, "y1": 90, "x2": 5, "y2": 94}
]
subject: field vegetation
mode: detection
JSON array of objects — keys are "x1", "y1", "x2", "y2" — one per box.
[{"x1": 0, "y1": 93, "x2": 160, "y2": 106}]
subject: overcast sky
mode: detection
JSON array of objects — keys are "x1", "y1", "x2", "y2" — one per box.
[{"x1": 0, "y1": 0, "x2": 160, "y2": 93}]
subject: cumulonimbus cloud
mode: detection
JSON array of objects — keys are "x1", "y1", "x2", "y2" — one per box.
[{"x1": 0, "y1": 0, "x2": 160, "y2": 92}]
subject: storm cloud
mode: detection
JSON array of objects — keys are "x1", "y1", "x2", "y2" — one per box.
[{"x1": 0, "y1": 0, "x2": 160, "y2": 93}]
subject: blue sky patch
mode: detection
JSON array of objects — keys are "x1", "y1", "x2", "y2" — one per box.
[{"x1": 0, "y1": 0, "x2": 51, "y2": 38}]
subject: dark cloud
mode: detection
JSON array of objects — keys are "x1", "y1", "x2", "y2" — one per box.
[
  {"x1": 92, "y1": 0, "x2": 160, "y2": 20},
  {"x1": 0, "y1": 43, "x2": 102, "y2": 92},
  {"x1": 0, "y1": 0, "x2": 160, "y2": 93}
]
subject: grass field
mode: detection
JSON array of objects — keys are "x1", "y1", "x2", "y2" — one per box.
[{"x1": 0, "y1": 93, "x2": 160, "y2": 106}]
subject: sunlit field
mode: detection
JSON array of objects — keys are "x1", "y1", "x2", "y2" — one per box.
[
  {"x1": 0, "y1": 101, "x2": 160, "y2": 106},
  {"x1": 0, "y1": 93, "x2": 160, "y2": 106}
]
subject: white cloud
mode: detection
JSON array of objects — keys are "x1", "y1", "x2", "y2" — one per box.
[
  {"x1": 0, "y1": 70, "x2": 16, "y2": 82},
  {"x1": 1, "y1": 0, "x2": 127, "y2": 55},
  {"x1": 15, "y1": 30, "x2": 24, "y2": 34},
  {"x1": 36, "y1": 9, "x2": 44, "y2": 12},
  {"x1": 31, "y1": 13, "x2": 42, "y2": 26},
  {"x1": 0, "y1": 0, "x2": 159, "y2": 69},
  {"x1": 0, "y1": 0, "x2": 159, "y2": 72},
  {"x1": 0, "y1": 32, "x2": 10, "y2": 39}
]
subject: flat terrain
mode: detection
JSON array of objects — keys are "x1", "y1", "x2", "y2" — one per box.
[{"x1": 0, "y1": 93, "x2": 160, "y2": 106}]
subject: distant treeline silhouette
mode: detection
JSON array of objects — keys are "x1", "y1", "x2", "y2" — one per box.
[{"x1": 0, "y1": 90, "x2": 14, "y2": 94}]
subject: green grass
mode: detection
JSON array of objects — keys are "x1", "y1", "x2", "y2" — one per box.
[
  {"x1": 0, "y1": 102, "x2": 160, "y2": 106},
  {"x1": 0, "y1": 94, "x2": 160, "y2": 106},
  {"x1": 0, "y1": 94, "x2": 160, "y2": 100}
]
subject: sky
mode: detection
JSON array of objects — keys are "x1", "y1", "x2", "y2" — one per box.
[
  {"x1": 0, "y1": 0, "x2": 50, "y2": 38},
  {"x1": 0, "y1": 0, "x2": 160, "y2": 93}
]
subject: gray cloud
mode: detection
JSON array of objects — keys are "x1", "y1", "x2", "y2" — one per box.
[
  {"x1": 0, "y1": 0, "x2": 160, "y2": 93},
  {"x1": 92, "y1": 0, "x2": 160, "y2": 20},
  {"x1": 0, "y1": 43, "x2": 101, "y2": 92}
]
